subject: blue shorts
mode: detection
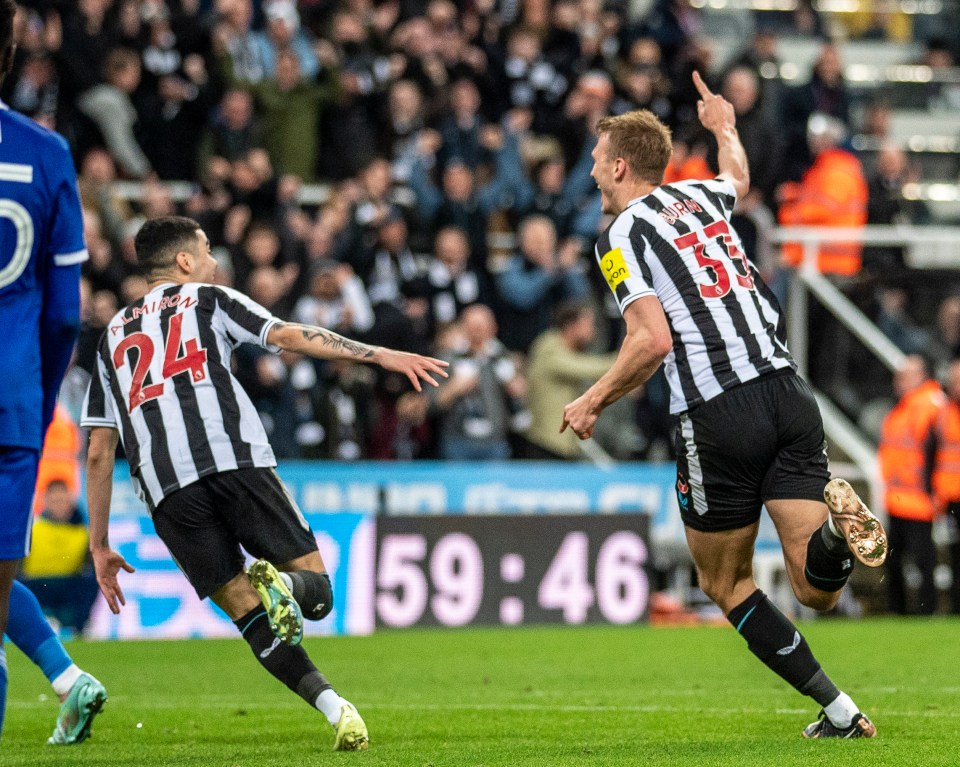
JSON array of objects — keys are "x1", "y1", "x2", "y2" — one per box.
[{"x1": 0, "y1": 447, "x2": 40, "y2": 559}]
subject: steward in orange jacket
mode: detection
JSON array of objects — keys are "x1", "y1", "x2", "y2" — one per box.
[
  {"x1": 880, "y1": 355, "x2": 943, "y2": 614},
  {"x1": 932, "y1": 397, "x2": 960, "y2": 510},
  {"x1": 33, "y1": 404, "x2": 81, "y2": 513},
  {"x1": 931, "y1": 358, "x2": 960, "y2": 613},
  {"x1": 778, "y1": 115, "x2": 867, "y2": 276},
  {"x1": 880, "y1": 377, "x2": 943, "y2": 522},
  {"x1": 662, "y1": 152, "x2": 713, "y2": 185}
]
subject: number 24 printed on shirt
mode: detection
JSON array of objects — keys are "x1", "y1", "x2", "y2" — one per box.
[{"x1": 113, "y1": 312, "x2": 208, "y2": 412}]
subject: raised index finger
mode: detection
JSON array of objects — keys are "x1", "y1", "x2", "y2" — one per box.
[{"x1": 692, "y1": 70, "x2": 714, "y2": 99}]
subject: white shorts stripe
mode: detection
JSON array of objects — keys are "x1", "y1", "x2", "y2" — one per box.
[{"x1": 680, "y1": 414, "x2": 709, "y2": 516}]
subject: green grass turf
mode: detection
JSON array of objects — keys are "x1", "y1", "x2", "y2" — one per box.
[{"x1": 3, "y1": 618, "x2": 958, "y2": 766}]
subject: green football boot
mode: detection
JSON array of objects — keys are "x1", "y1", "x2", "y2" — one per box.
[
  {"x1": 48, "y1": 673, "x2": 107, "y2": 745},
  {"x1": 248, "y1": 559, "x2": 304, "y2": 646},
  {"x1": 333, "y1": 702, "x2": 369, "y2": 751}
]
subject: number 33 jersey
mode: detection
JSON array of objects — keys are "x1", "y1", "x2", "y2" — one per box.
[
  {"x1": 81, "y1": 283, "x2": 283, "y2": 508},
  {"x1": 594, "y1": 177, "x2": 794, "y2": 415}
]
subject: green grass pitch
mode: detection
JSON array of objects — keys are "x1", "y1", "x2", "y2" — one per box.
[{"x1": 3, "y1": 618, "x2": 958, "y2": 766}]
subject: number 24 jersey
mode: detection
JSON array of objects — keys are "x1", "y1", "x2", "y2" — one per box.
[{"x1": 81, "y1": 283, "x2": 283, "y2": 508}]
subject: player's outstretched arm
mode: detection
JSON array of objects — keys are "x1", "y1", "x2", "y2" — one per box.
[
  {"x1": 561, "y1": 296, "x2": 672, "y2": 440},
  {"x1": 87, "y1": 427, "x2": 136, "y2": 614},
  {"x1": 268, "y1": 322, "x2": 449, "y2": 392},
  {"x1": 692, "y1": 71, "x2": 750, "y2": 200}
]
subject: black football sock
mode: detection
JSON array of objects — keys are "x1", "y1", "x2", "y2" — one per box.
[
  {"x1": 286, "y1": 571, "x2": 333, "y2": 621},
  {"x1": 804, "y1": 522, "x2": 854, "y2": 592},
  {"x1": 727, "y1": 590, "x2": 840, "y2": 707},
  {"x1": 233, "y1": 607, "x2": 331, "y2": 705}
]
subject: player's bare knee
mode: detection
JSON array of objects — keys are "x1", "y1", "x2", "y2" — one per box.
[
  {"x1": 697, "y1": 574, "x2": 739, "y2": 610},
  {"x1": 795, "y1": 584, "x2": 839, "y2": 612}
]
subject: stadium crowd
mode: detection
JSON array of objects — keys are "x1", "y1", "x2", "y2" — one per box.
[{"x1": 7, "y1": 0, "x2": 960, "y2": 462}]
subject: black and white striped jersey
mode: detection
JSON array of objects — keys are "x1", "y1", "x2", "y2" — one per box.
[
  {"x1": 595, "y1": 177, "x2": 794, "y2": 414},
  {"x1": 81, "y1": 282, "x2": 282, "y2": 508}
]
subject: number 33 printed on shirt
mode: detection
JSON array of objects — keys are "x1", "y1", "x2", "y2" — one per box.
[
  {"x1": 674, "y1": 220, "x2": 754, "y2": 299},
  {"x1": 113, "y1": 313, "x2": 208, "y2": 412}
]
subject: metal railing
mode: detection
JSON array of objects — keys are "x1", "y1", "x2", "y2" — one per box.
[{"x1": 769, "y1": 224, "x2": 960, "y2": 512}]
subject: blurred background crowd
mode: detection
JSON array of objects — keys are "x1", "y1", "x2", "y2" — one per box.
[{"x1": 8, "y1": 0, "x2": 960, "y2": 469}]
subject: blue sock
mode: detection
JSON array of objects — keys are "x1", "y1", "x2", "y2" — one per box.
[
  {"x1": 5, "y1": 581, "x2": 72, "y2": 683},
  {"x1": 0, "y1": 644, "x2": 7, "y2": 738}
]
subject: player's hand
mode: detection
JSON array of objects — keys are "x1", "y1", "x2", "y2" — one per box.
[
  {"x1": 92, "y1": 547, "x2": 136, "y2": 614},
  {"x1": 560, "y1": 392, "x2": 601, "y2": 440},
  {"x1": 377, "y1": 349, "x2": 450, "y2": 392},
  {"x1": 693, "y1": 71, "x2": 736, "y2": 135}
]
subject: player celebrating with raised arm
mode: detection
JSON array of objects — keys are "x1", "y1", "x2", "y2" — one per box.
[
  {"x1": 0, "y1": 0, "x2": 107, "y2": 743},
  {"x1": 561, "y1": 72, "x2": 887, "y2": 738},
  {"x1": 82, "y1": 216, "x2": 448, "y2": 751}
]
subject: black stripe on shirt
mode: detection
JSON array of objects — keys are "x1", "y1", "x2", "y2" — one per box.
[
  {"x1": 159, "y1": 285, "x2": 218, "y2": 478},
  {"x1": 121, "y1": 301, "x2": 180, "y2": 495},
  {"x1": 691, "y1": 181, "x2": 734, "y2": 218},
  {"x1": 215, "y1": 287, "x2": 271, "y2": 340},
  {"x1": 197, "y1": 286, "x2": 253, "y2": 465},
  {"x1": 634, "y1": 211, "x2": 737, "y2": 401},
  {"x1": 660, "y1": 185, "x2": 772, "y2": 381},
  {"x1": 98, "y1": 335, "x2": 139, "y2": 470},
  {"x1": 628, "y1": 226, "x2": 702, "y2": 408},
  {"x1": 751, "y1": 271, "x2": 795, "y2": 365}
]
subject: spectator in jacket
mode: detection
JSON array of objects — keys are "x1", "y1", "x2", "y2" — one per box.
[
  {"x1": 778, "y1": 113, "x2": 867, "y2": 277},
  {"x1": 77, "y1": 48, "x2": 152, "y2": 179},
  {"x1": 780, "y1": 43, "x2": 851, "y2": 180},
  {"x1": 864, "y1": 143, "x2": 929, "y2": 273},
  {"x1": 429, "y1": 304, "x2": 526, "y2": 460},
  {"x1": 879, "y1": 355, "x2": 944, "y2": 615},
  {"x1": 495, "y1": 215, "x2": 589, "y2": 352},
  {"x1": 931, "y1": 357, "x2": 960, "y2": 613},
  {"x1": 18, "y1": 482, "x2": 99, "y2": 636},
  {"x1": 524, "y1": 303, "x2": 616, "y2": 459}
]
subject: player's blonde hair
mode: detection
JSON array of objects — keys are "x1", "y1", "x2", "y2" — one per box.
[{"x1": 595, "y1": 110, "x2": 673, "y2": 185}]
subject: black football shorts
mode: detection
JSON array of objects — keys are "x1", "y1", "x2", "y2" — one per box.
[
  {"x1": 151, "y1": 467, "x2": 318, "y2": 599},
  {"x1": 674, "y1": 370, "x2": 830, "y2": 532}
]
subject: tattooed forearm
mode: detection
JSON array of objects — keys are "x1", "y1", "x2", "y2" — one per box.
[{"x1": 295, "y1": 324, "x2": 377, "y2": 359}]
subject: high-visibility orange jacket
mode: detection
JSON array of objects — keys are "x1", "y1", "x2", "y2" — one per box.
[
  {"x1": 33, "y1": 404, "x2": 81, "y2": 513},
  {"x1": 662, "y1": 156, "x2": 714, "y2": 185},
  {"x1": 879, "y1": 380, "x2": 945, "y2": 522},
  {"x1": 778, "y1": 148, "x2": 868, "y2": 276},
  {"x1": 932, "y1": 399, "x2": 960, "y2": 508}
]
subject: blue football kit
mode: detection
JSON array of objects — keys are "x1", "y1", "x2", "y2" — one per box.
[{"x1": 0, "y1": 101, "x2": 86, "y2": 559}]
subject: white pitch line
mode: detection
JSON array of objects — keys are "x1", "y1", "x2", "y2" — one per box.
[{"x1": 7, "y1": 699, "x2": 959, "y2": 719}]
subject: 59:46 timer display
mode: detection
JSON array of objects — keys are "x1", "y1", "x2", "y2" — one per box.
[{"x1": 375, "y1": 515, "x2": 651, "y2": 628}]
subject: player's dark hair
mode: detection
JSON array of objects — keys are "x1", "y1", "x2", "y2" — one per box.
[{"x1": 134, "y1": 216, "x2": 203, "y2": 278}]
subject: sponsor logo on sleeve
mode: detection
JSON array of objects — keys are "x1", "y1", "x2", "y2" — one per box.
[{"x1": 600, "y1": 247, "x2": 630, "y2": 292}]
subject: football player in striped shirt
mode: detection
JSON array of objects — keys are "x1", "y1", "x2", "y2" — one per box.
[
  {"x1": 82, "y1": 216, "x2": 448, "y2": 750},
  {"x1": 561, "y1": 72, "x2": 886, "y2": 739}
]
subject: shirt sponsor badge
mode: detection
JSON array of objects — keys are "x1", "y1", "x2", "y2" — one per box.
[{"x1": 600, "y1": 246, "x2": 629, "y2": 292}]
